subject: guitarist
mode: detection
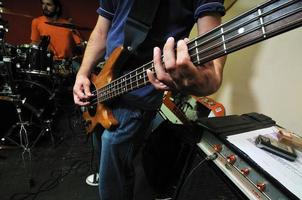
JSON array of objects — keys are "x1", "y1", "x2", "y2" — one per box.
[{"x1": 73, "y1": 0, "x2": 226, "y2": 199}]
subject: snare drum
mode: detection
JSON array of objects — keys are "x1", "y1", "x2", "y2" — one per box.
[{"x1": 15, "y1": 44, "x2": 53, "y2": 76}]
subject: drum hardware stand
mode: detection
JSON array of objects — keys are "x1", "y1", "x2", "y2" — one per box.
[
  {"x1": 0, "y1": 6, "x2": 38, "y2": 188},
  {"x1": 30, "y1": 119, "x2": 55, "y2": 148}
]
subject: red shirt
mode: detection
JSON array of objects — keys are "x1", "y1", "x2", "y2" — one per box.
[{"x1": 31, "y1": 16, "x2": 82, "y2": 60}]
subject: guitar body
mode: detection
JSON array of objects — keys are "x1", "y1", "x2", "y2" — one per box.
[{"x1": 83, "y1": 46, "x2": 125, "y2": 133}]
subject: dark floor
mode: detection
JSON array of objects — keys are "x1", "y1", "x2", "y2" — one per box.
[
  {"x1": 0, "y1": 107, "x2": 100, "y2": 200},
  {"x1": 0, "y1": 105, "x2": 246, "y2": 200}
]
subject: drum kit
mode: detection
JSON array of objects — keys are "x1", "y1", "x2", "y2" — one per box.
[{"x1": 0, "y1": 3, "x2": 89, "y2": 151}]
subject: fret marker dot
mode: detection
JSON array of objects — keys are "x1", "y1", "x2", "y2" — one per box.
[{"x1": 238, "y1": 27, "x2": 245, "y2": 34}]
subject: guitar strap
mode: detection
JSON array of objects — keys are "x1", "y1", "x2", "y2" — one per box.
[{"x1": 124, "y1": 0, "x2": 161, "y2": 54}]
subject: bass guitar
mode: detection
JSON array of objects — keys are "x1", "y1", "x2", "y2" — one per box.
[{"x1": 83, "y1": 0, "x2": 302, "y2": 134}]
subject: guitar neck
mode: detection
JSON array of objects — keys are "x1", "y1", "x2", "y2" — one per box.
[
  {"x1": 97, "y1": 0, "x2": 302, "y2": 103},
  {"x1": 188, "y1": 0, "x2": 302, "y2": 65}
]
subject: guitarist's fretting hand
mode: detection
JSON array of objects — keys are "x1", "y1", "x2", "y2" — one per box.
[{"x1": 147, "y1": 14, "x2": 226, "y2": 97}]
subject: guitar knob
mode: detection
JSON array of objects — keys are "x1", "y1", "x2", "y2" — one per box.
[
  {"x1": 241, "y1": 168, "x2": 250, "y2": 176},
  {"x1": 257, "y1": 183, "x2": 266, "y2": 192},
  {"x1": 227, "y1": 155, "x2": 236, "y2": 165},
  {"x1": 213, "y1": 144, "x2": 222, "y2": 153}
]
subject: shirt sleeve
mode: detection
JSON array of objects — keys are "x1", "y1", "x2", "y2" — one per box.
[
  {"x1": 72, "y1": 31, "x2": 83, "y2": 45},
  {"x1": 97, "y1": 0, "x2": 115, "y2": 20},
  {"x1": 31, "y1": 18, "x2": 40, "y2": 43},
  {"x1": 194, "y1": 0, "x2": 225, "y2": 21}
]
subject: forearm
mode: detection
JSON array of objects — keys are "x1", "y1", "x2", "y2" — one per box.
[
  {"x1": 78, "y1": 33, "x2": 106, "y2": 76},
  {"x1": 194, "y1": 14, "x2": 226, "y2": 96},
  {"x1": 77, "y1": 16, "x2": 110, "y2": 77}
]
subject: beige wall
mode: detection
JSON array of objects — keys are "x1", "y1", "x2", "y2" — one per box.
[{"x1": 199, "y1": 0, "x2": 302, "y2": 136}]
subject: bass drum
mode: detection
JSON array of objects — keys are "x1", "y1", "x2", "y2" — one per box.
[
  {"x1": 15, "y1": 79, "x2": 57, "y2": 121},
  {"x1": 0, "y1": 80, "x2": 56, "y2": 146}
]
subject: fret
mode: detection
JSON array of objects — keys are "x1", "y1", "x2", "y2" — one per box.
[
  {"x1": 125, "y1": 75, "x2": 129, "y2": 92},
  {"x1": 100, "y1": 87, "x2": 106, "y2": 102},
  {"x1": 144, "y1": 73, "x2": 148, "y2": 85},
  {"x1": 189, "y1": 30, "x2": 223, "y2": 65},
  {"x1": 258, "y1": 8, "x2": 267, "y2": 38},
  {"x1": 143, "y1": 67, "x2": 147, "y2": 85},
  {"x1": 129, "y1": 73, "x2": 133, "y2": 90},
  {"x1": 130, "y1": 70, "x2": 137, "y2": 89},
  {"x1": 138, "y1": 71, "x2": 144, "y2": 82},
  {"x1": 135, "y1": 70, "x2": 139, "y2": 88},
  {"x1": 220, "y1": 27, "x2": 227, "y2": 53},
  {"x1": 138, "y1": 70, "x2": 143, "y2": 86},
  {"x1": 108, "y1": 81, "x2": 113, "y2": 99},
  {"x1": 113, "y1": 80, "x2": 117, "y2": 97},
  {"x1": 105, "y1": 84, "x2": 110, "y2": 100},
  {"x1": 112, "y1": 83, "x2": 116, "y2": 98},
  {"x1": 112, "y1": 80, "x2": 117, "y2": 98},
  {"x1": 121, "y1": 77, "x2": 126, "y2": 93},
  {"x1": 126, "y1": 73, "x2": 132, "y2": 91},
  {"x1": 116, "y1": 79, "x2": 122, "y2": 97},
  {"x1": 194, "y1": 40, "x2": 201, "y2": 65},
  {"x1": 97, "y1": 88, "x2": 101, "y2": 103},
  {"x1": 101, "y1": 87, "x2": 105, "y2": 102}
]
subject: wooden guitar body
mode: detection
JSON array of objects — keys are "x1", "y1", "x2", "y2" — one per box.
[{"x1": 83, "y1": 47, "x2": 125, "y2": 133}]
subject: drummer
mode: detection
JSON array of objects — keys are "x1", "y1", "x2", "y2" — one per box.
[{"x1": 30, "y1": 0, "x2": 84, "y2": 63}]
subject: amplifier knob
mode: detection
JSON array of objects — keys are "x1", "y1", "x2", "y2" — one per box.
[
  {"x1": 257, "y1": 183, "x2": 266, "y2": 192},
  {"x1": 240, "y1": 168, "x2": 250, "y2": 176},
  {"x1": 213, "y1": 144, "x2": 222, "y2": 153},
  {"x1": 227, "y1": 155, "x2": 236, "y2": 165}
]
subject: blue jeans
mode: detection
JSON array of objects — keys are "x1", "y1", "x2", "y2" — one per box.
[{"x1": 98, "y1": 102, "x2": 156, "y2": 200}]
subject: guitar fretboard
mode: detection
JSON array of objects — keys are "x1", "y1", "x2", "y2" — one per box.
[{"x1": 96, "y1": 0, "x2": 302, "y2": 103}]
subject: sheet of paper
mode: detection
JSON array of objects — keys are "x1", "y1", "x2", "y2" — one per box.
[{"x1": 227, "y1": 126, "x2": 302, "y2": 198}]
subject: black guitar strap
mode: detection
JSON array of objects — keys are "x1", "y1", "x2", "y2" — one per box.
[{"x1": 124, "y1": 0, "x2": 161, "y2": 54}]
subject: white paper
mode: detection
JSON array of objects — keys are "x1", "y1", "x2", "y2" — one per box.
[{"x1": 227, "y1": 126, "x2": 302, "y2": 198}]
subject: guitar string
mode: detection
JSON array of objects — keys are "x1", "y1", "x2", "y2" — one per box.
[
  {"x1": 88, "y1": 0, "x2": 300, "y2": 106},
  {"x1": 89, "y1": 0, "x2": 295, "y2": 99},
  {"x1": 89, "y1": 0, "x2": 301, "y2": 106},
  {"x1": 88, "y1": 1, "x2": 301, "y2": 106},
  {"x1": 190, "y1": 2, "x2": 302, "y2": 65}
]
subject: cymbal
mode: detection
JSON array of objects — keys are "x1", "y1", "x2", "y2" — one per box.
[
  {"x1": 45, "y1": 21, "x2": 92, "y2": 31},
  {"x1": 0, "y1": 7, "x2": 33, "y2": 18},
  {"x1": 0, "y1": 145, "x2": 18, "y2": 150}
]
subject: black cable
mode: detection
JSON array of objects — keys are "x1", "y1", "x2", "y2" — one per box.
[
  {"x1": 9, "y1": 159, "x2": 89, "y2": 200},
  {"x1": 176, "y1": 153, "x2": 218, "y2": 199}
]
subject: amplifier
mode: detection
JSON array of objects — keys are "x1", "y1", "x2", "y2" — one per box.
[{"x1": 196, "y1": 113, "x2": 301, "y2": 200}]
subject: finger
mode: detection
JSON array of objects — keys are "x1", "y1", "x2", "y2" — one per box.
[
  {"x1": 153, "y1": 47, "x2": 166, "y2": 75},
  {"x1": 153, "y1": 47, "x2": 170, "y2": 82},
  {"x1": 73, "y1": 92, "x2": 90, "y2": 106},
  {"x1": 163, "y1": 37, "x2": 176, "y2": 71},
  {"x1": 73, "y1": 82, "x2": 86, "y2": 100},
  {"x1": 176, "y1": 39, "x2": 191, "y2": 67},
  {"x1": 184, "y1": 37, "x2": 190, "y2": 43},
  {"x1": 147, "y1": 69, "x2": 170, "y2": 91},
  {"x1": 83, "y1": 80, "x2": 92, "y2": 97},
  {"x1": 153, "y1": 46, "x2": 176, "y2": 88}
]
